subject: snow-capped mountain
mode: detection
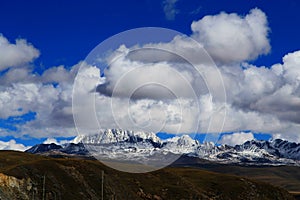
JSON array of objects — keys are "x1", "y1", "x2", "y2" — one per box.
[
  {"x1": 80, "y1": 129, "x2": 162, "y2": 147},
  {"x1": 227, "y1": 139, "x2": 300, "y2": 164},
  {"x1": 26, "y1": 129, "x2": 300, "y2": 166},
  {"x1": 26, "y1": 143, "x2": 62, "y2": 154}
]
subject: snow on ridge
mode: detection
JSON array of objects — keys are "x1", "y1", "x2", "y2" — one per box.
[{"x1": 37, "y1": 129, "x2": 300, "y2": 165}]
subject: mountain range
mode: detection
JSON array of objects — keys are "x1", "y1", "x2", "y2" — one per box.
[{"x1": 26, "y1": 129, "x2": 300, "y2": 166}]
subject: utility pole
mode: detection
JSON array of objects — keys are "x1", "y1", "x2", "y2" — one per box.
[
  {"x1": 101, "y1": 170, "x2": 104, "y2": 200},
  {"x1": 42, "y1": 174, "x2": 46, "y2": 200}
]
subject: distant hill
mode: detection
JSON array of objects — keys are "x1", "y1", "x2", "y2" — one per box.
[{"x1": 0, "y1": 151, "x2": 295, "y2": 200}]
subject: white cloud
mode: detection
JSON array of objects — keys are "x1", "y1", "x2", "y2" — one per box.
[
  {"x1": 272, "y1": 131, "x2": 300, "y2": 143},
  {"x1": 281, "y1": 51, "x2": 300, "y2": 85},
  {"x1": 0, "y1": 34, "x2": 40, "y2": 70},
  {"x1": 0, "y1": 139, "x2": 30, "y2": 151},
  {"x1": 42, "y1": 137, "x2": 73, "y2": 145},
  {"x1": 1, "y1": 8, "x2": 300, "y2": 144},
  {"x1": 41, "y1": 64, "x2": 79, "y2": 85},
  {"x1": 80, "y1": 8, "x2": 299, "y2": 141},
  {"x1": 0, "y1": 67, "x2": 33, "y2": 85},
  {"x1": 219, "y1": 132, "x2": 254, "y2": 146},
  {"x1": 244, "y1": 51, "x2": 300, "y2": 126},
  {"x1": 43, "y1": 138, "x2": 59, "y2": 144},
  {"x1": 162, "y1": 0, "x2": 179, "y2": 20},
  {"x1": 0, "y1": 58, "x2": 79, "y2": 138},
  {"x1": 0, "y1": 80, "x2": 77, "y2": 138},
  {"x1": 97, "y1": 46, "x2": 197, "y2": 100},
  {"x1": 191, "y1": 8, "x2": 270, "y2": 64}
]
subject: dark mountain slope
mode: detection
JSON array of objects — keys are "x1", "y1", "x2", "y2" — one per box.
[{"x1": 0, "y1": 151, "x2": 294, "y2": 200}]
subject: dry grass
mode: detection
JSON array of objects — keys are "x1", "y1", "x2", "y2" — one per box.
[{"x1": 0, "y1": 151, "x2": 295, "y2": 200}]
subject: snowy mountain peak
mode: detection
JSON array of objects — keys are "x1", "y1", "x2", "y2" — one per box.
[
  {"x1": 76, "y1": 128, "x2": 162, "y2": 146},
  {"x1": 165, "y1": 135, "x2": 198, "y2": 146},
  {"x1": 27, "y1": 129, "x2": 300, "y2": 166}
]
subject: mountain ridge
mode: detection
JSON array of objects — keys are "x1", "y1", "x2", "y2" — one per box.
[{"x1": 26, "y1": 129, "x2": 300, "y2": 166}]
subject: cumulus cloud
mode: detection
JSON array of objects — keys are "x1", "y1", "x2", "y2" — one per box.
[
  {"x1": 0, "y1": 34, "x2": 40, "y2": 70},
  {"x1": 209, "y1": 50, "x2": 300, "y2": 141},
  {"x1": 0, "y1": 139, "x2": 30, "y2": 151},
  {"x1": 246, "y1": 51, "x2": 300, "y2": 125},
  {"x1": 43, "y1": 137, "x2": 59, "y2": 144},
  {"x1": 191, "y1": 8, "x2": 270, "y2": 64},
  {"x1": 42, "y1": 137, "x2": 72, "y2": 145},
  {"x1": 162, "y1": 0, "x2": 179, "y2": 20},
  {"x1": 219, "y1": 132, "x2": 255, "y2": 146},
  {"x1": 97, "y1": 46, "x2": 197, "y2": 100},
  {"x1": 0, "y1": 81, "x2": 76, "y2": 138},
  {"x1": 1, "y1": 8, "x2": 300, "y2": 144},
  {"x1": 272, "y1": 131, "x2": 300, "y2": 144},
  {"x1": 74, "y1": 61, "x2": 196, "y2": 134},
  {"x1": 72, "y1": 63, "x2": 104, "y2": 135},
  {"x1": 0, "y1": 56, "x2": 79, "y2": 138},
  {"x1": 80, "y1": 40, "x2": 226, "y2": 134},
  {"x1": 81, "y1": 8, "x2": 299, "y2": 141}
]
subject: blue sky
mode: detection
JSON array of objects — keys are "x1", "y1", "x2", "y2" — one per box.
[
  {"x1": 1, "y1": 0, "x2": 299, "y2": 68},
  {"x1": 0, "y1": 0, "x2": 300, "y2": 149}
]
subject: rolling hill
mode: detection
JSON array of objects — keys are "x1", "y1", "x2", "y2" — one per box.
[{"x1": 0, "y1": 151, "x2": 295, "y2": 200}]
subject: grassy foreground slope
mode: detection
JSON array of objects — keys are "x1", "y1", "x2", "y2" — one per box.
[
  {"x1": 174, "y1": 155, "x2": 300, "y2": 195},
  {"x1": 198, "y1": 164, "x2": 300, "y2": 192},
  {"x1": 0, "y1": 151, "x2": 295, "y2": 200}
]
